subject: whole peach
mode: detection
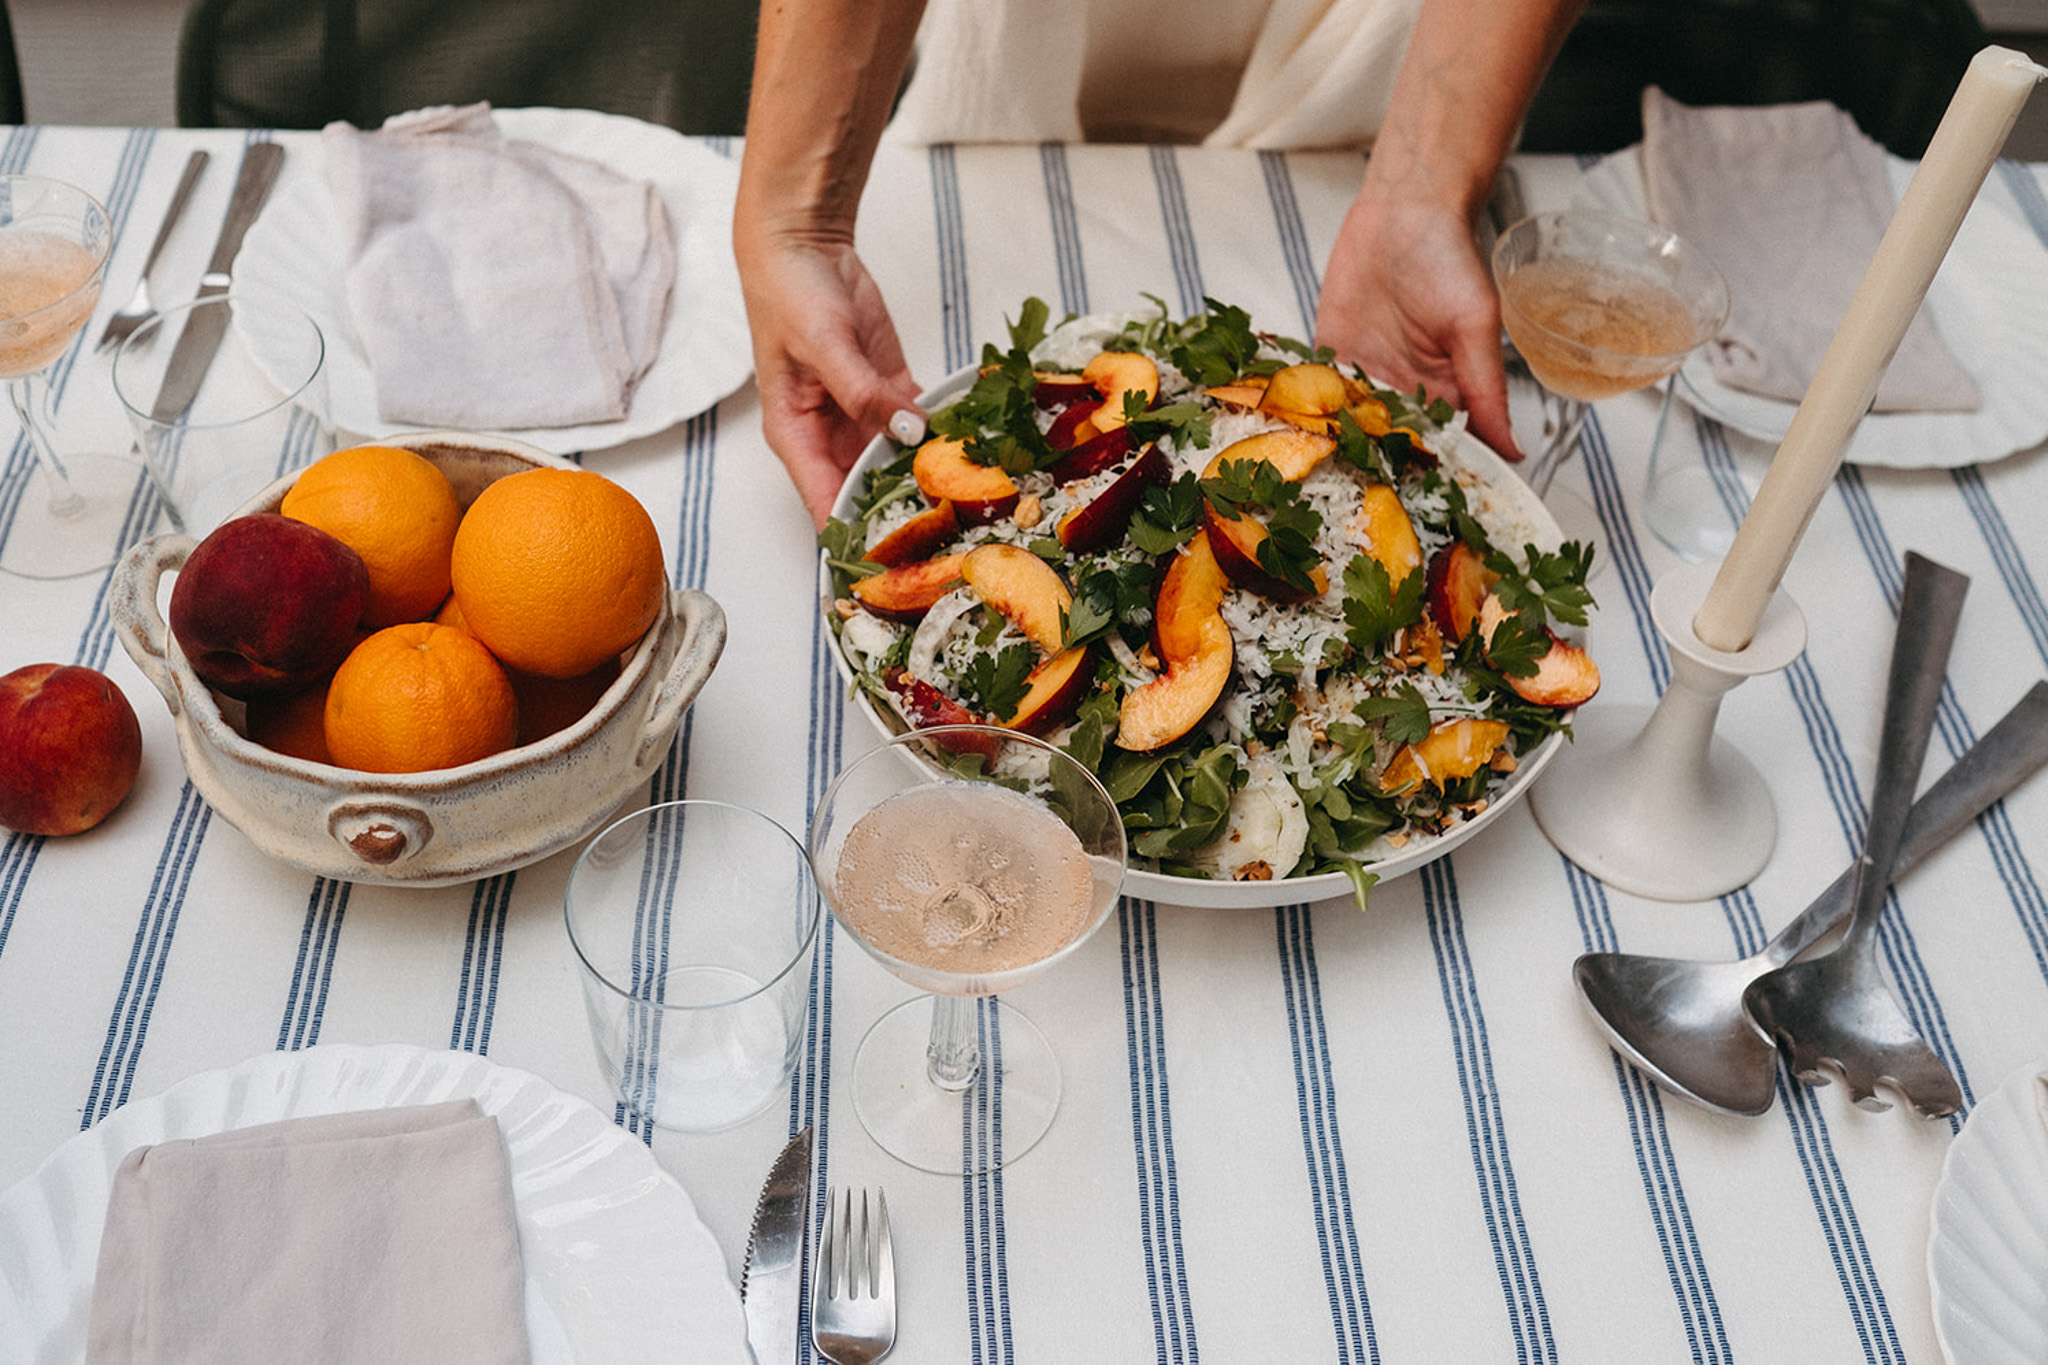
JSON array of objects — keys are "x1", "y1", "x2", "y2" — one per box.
[
  {"x1": 0, "y1": 664, "x2": 144, "y2": 836},
  {"x1": 169, "y1": 514, "x2": 370, "y2": 700}
]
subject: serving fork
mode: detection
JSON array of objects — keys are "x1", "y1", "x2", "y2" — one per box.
[
  {"x1": 95, "y1": 149, "x2": 208, "y2": 353},
  {"x1": 813, "y1": 1185, "x2": 896, "y2": 1365}
]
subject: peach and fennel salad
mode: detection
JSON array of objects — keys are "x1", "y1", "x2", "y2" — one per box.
[{"x1": 820, "y1": 299, "x2": 1599, "y2": 906}]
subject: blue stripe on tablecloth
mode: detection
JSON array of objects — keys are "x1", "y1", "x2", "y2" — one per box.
[
  {"x1": 1579, "y1": 410, "x2": 1669, "y2": 693},
  {"x1": 1147, "y1": 148, "x2": 1204, "y2": 320},
  {"x1": 1257, "y1": 151, "x2": 1320, "y2": 338},
  {"x1": 1276, "y1": 903, "x2": 1377, "y2": 1363},
  {"x1": 0, "y1": 831, "x2": 43, "y2": 963},
  {"x1": 930, "y1": 144, "x2": 972, "y2": 371},
  {"x1": 277, "y1": 878, "x2": 350, "y2": 1051},
  {"x1": 1039, "y1": 143, "x2": 1089, "y2": 317},
  {"x1": 1120, "y1": 898, "x2": 1198, "y2": 1364},
  {"x1": 449, "y1": 872, "x2": 515, "y2": 1055},
  {"x1": 81, "y1": 782, "x2": 212, "y2": 1127},
  {"x1": 1953, "y1": 464, "x2": 2048, "y2": 662},
  {"x1": 1563, "y1": 862, "x2": 1733, "y2": 1364},
  {"x1": 1421, "y1": 857, "x2": 1555, "y2": 1363}
]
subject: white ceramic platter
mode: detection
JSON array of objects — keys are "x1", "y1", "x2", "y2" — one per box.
[
  {"x1": 0, "y1": 1044, "x2": 750, "y2": 1364},
  {"x1": 823, "y1": 360, "x2": 1573, "y2": 911},
  {"x1": 1928, "y1": 1059, "x2": 2048, "y2": 1364},
  {"x1": 236, "y1": 107, "x2": 753, "y2": 454}
]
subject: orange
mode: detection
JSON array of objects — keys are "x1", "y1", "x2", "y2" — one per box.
[
  {"x1": 281, "y1": 445, "x2": 463, "y2": 628},
  {"x1": 245, "y1": 683, "x2": 334, "y2": 764},
  {"x1": 449, "y1": 467, "x2": 666, "y2": 679},
  {"x1": 323, "y1": 623, "x2": 518, "y2": 773},
  {"x1": 435, "y1": 591, "x2": 619, "y2": 743}
]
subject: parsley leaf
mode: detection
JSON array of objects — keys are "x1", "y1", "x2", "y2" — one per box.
[
  {"x1": 962, "y1": 644, "x2": 1036, "y2": 719},
  {"x1": 1487, "y1": 541, "x2": 1597, "y2": 629},
  {"x1": 1478, "y1": 609, "x2": 1549, "y2": 679},
  {"x1": 1129, "y1": 474, "x2": 1205, "y2": 555},
  {"x1": 1200, "y1": 459, "x2": 1324, "y2": 597},
  {"x1": 1341, "y1": 552, "x2": 1425, "y2": 652},
  {"x1": 1167, "y1": 298, "x2": 1262, "y2": 387},
  {"x1": 1352, "y1": 684, "x2": 1433, "y2": 748},
  {"x1": 1128, "y1": 398, "x2": 1212, "y2": 452}
]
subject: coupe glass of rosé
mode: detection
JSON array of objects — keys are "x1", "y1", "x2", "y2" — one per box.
[
  {"x1": 1492, "y1": 209, "x2": 1730, "y2": 553},
  {"x1": 810, "y1": 725, "x2": 1126, "y2": 1175},
  {"x1": 0, "y1": 175, "x2": 138, "y2": 580}
]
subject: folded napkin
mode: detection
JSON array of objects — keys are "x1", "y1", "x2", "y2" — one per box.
[
  {"x1": 86, "y1": 1099, "x2": 530, "y2": 1365},
  {"x1": 1640, "y1": 86, "x2": 1980, "y2": 413},
  {"x1": 323, "y1": 103, "x2": 676, "y2": 429}
]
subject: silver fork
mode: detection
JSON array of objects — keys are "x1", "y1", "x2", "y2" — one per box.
[
  {"x1": 96, "y1": 149, "x2": 209, "y2": 353},
  {"x1": 813, "y1": 1186, "x2": 896, "y2": 1365}
]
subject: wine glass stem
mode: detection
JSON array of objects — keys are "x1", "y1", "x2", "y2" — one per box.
[
  {"x1": 1526, "y1": 397, "x2": 1588, "y2": 499},
  {"x1": 925, "y1": 994, "x2": 982, "y2": 1092},
  {"x1": 8, "y1": 373, "x2": 85, "y2": 518}
]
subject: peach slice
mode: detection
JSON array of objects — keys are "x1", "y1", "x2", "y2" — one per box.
[
  {"x1": 1117, "y1": 530, "x2": 1234, "y2": 752},
  {"x1": 1032, "y1": 372, "x2": 1098, "y2": 409},
  {"x1": 1380, "y1": 717, "x2": 1512, "y2": 794},
  {"x1": 1205, "y1": 381, "x2": 1270, "y2": 410},
  {"x1": 864, "y1": 500, "x2": 959, "y2": 567},
  {"x1": 913, "y1": 437, "x2": 1019, "y2": 524},
  {"x1": 1047, "y1": 423, "x2": 1136, "y2": 483},
  {"x1": 1261, "y1": 363, "x2": 1348, "y2": 418},
  {"x1": 1057, "y1": 444, "x2": 1170, "y2": 554},
  {"x1": 1045, "y1": 398, "x2": 1106, "y2": 451},
  {"x1": 1002, "y1": 645, "x2": 1093, "y2": 734},
  {"x1": 850, "y1": 552, "x2": 969, "y2": 621},
  {"x1": 960, "y1": 542, "x2": 1071, "y2": 654},
  {"x1": 1425, "y1": 541, "x2": 1499, "y2": 644},
  {"x1": 1199, "y1": 428, "x2": 1336, "y2": 483},
  {"x1": 1508, "y1": 635, "x2": 1601, "y2": 708},
  {"x1": 1082, "y1": 350, "x2": 1160, "y2": 431},
  {"x1": 881, "y1": 667, "x2": 1000, "y2": 759},
  {"x1": 1353, "y1": 483, "x2": 1422, "y2": 584},
  {"x1": 1203, "y1": 504, "x2": 1327, "y2": 601}
]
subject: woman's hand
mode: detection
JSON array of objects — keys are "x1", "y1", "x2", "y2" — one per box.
[{"x1": 738, "y1": 232, "x2": 925, "y2": 527}]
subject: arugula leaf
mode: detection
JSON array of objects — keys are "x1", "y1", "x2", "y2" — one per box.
[
  {"x1": 1351, "y1": 684, "x2": 1433, "y2": 748},
  {"x1": 1061, "y1": 687, "x2": 1120, "y2": 774},
  {"x1": 1007, "y1": 297, "x2": 1050, "y2": 355},
  {"x1": 1341, "y1": 552, "x2": 1425, "y2": 652},
  {"x1": 962, "y1": 644, "x2": 1036, "y2": 719},
  {"x1": 1129, "y1": 474, "x2": 1205, "y2": 555}
]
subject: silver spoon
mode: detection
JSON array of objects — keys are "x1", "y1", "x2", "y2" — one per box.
[
  {"x1": 1743, "y1": 552, "x2": 1969, "y2": 1117},
  {"x1": 1574, "y1": 678, "x2": 2048, "y2": 1115}
]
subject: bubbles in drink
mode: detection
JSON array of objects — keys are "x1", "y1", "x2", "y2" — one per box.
[
  {"x1": 0, "y1": 229, "x2": 103, "y2": 377},
  {"x1": 1500, "y1": 258, "x2": 1704, "y2": 402},
  {"x1": 833, "y1": 781, "x2": 1098, "y2": 978}
]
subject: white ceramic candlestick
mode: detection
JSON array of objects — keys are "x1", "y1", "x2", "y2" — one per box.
[{"x1": 1532, "y1": 561, "x2": 1806, "y2": 901}]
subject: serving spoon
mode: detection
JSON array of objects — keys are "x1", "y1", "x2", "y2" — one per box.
[
  {"x1": 1743, "y1": 552, "x2": 1969, "y2": 1117},
  {"x1": 1574, "y1": 677, "x2": 2048, "y2": 1116}
]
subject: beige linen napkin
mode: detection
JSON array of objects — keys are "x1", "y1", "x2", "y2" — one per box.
[
  {"x1": 1640, "y1": 86, "x2": 1980, "y2": 412},
  {"x1": 323, "y1": 102, "x2": 676, "y2": 429},
  {"x1": 85, "y1": 1099, "x2": 530, "y2": 1365}
]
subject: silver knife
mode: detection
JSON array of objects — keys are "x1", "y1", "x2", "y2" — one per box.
[
  {"x1": 148, "y1": 140, "x2": 286, "y2": 422},
  {"x1": 741, "y1": 1126, "x2": 812, "y2": 1365}
]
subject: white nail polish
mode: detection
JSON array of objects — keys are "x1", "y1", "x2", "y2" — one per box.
[{"x1": 887, "y1": 409, "x2": 926, "y2": 446}]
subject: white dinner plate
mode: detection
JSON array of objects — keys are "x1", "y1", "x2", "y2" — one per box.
[
  {"x1": 0, "y1": 1043, "x2": 749, "y2": 1364},
  {"x1": 236, "y1": 107, "x2": 754, "y2": 454},
  {"x1": 823, "y1": 359, "x2": 1573, "y2": 911},
  {"x1": 1572, "y1": 149, "x2": 2048, "y2": 470},
  {"x1": 1928, "y1": 1059, "x2": 2048, "y2": 1364}
]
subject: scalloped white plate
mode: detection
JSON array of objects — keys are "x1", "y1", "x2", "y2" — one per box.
[
  {"x1": 823, "y1": 355, "x2": 1574, "y2": 911},
  {"x1": 1573, "y1": 149, "x2": 2048, "y2": 470},
  {"x1": 1928, "y1": 1060, "x2": 2048, "y2": 1364},
  {"x1": 236, "y1": 108, "x2": 753, "y2": 453},
  {"x1": 0, "y1": 1044, "x2": 748, "y2": 1365}
]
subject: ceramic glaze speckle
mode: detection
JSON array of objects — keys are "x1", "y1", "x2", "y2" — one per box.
[{"x1": 110, "y1": 431, "x2": 727, "y2": 887}]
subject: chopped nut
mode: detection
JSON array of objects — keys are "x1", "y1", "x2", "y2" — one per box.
[
  {"x1": 1012, "y1": 493, "x2": 1043, "y2": 529},
  {"x1": 1233, "y1": 861, "x2": 1275, "y2": 881},
  {"x1": 1490, "y1": 751, "x2": 1518, "y2": 773},
  {"x1": 834, "y1": 598, "x2": 858, "y2": 619},
  {"x1": 1385, "y1": 832, "x2": 1408, "y2": 848},
  {"x1": 1137, "y1": 643, "x2": 1159, "y2": 671}
]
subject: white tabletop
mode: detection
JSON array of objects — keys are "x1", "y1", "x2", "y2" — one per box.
[{"x1": 5, "y1": 122, "x2": 2048, "y2": 1364}]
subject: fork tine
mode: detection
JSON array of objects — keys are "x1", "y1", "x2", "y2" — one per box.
[{"x1": 873, "y1": 1188, "x2": 894, "y2": 1306}]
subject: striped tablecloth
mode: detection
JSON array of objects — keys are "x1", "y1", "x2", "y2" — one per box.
[{"x1": 5, "y1": 122, "x2": 2048, "y2": 1364}]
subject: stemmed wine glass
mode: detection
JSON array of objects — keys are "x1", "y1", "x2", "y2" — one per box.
[
  {"x1": 810, "y1": 725, "x2": 1126, "y2": 1175},
  {"x1": 0, "y1": 175, "x2": 139, "y2": 580},
  {"x1": 1491, "y1": 209, "x2": 1730, "y2": 552}
]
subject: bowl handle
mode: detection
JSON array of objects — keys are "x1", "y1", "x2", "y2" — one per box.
[
  {"x1": 327, "y1": 800, "x2": 435, "y2": 866},
  {"x1": 110, "y1": 534, "x2": 198, "y2": 717},
  {"x1": 635, "y1": 587, "x2": 727, "y2": 770}
]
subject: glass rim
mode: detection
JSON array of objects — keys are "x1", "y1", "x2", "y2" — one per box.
[
  {"x1": 1490, "y1": 207, "x2": 1732, "y2": 363},
  {"x1": 0, "y1": 174, "x2": 113, "y2": 331},
  {"x1": 109, "y1": 290, "x2": 329, "y2": 430},
  {"x1": 562, "y1": 798, "x2": 823, "y2": 1010}
]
